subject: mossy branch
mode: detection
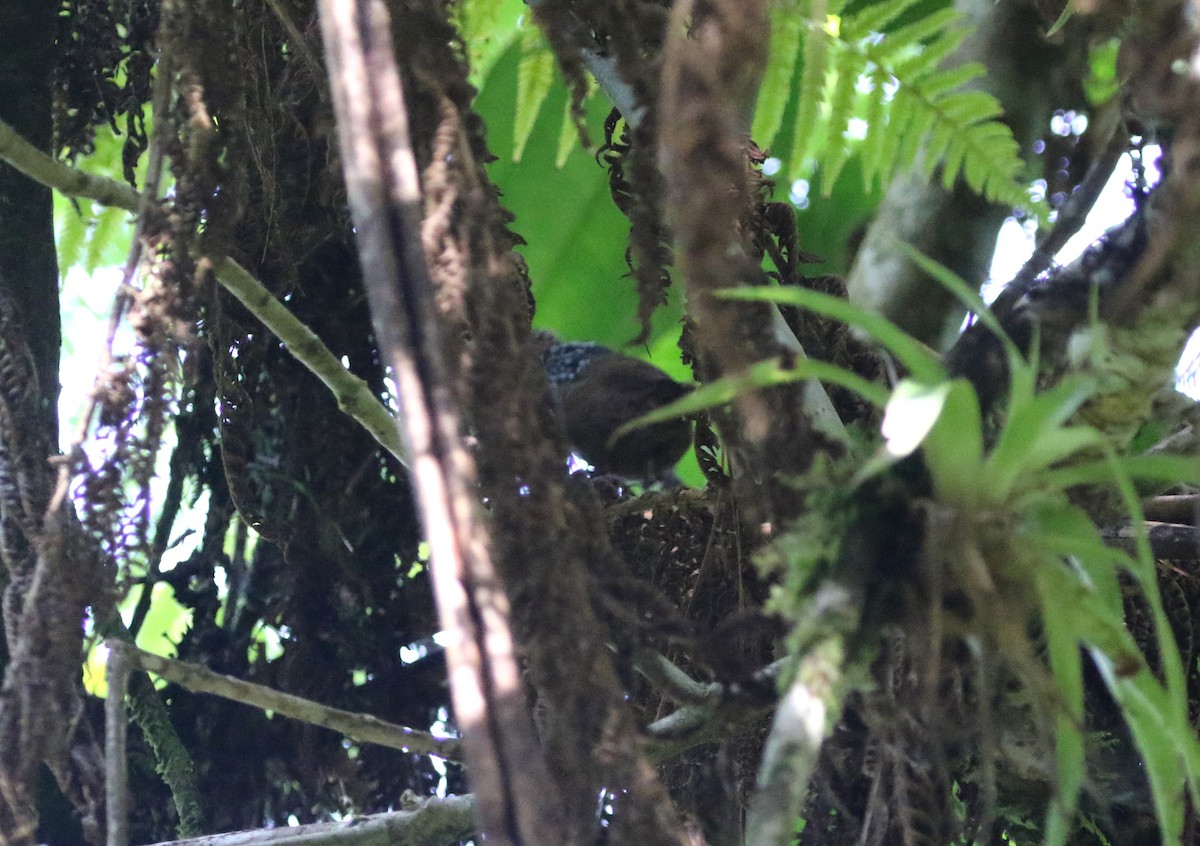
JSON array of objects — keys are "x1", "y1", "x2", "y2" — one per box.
[
  {"x1": 0, "y1": 117, "x2": 406, "y2": 467},
  {"x1": 117, "y1": 644, "x2": 462, "y2": 761}
]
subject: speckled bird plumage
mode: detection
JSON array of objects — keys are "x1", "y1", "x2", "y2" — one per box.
[{"x1": 538, "y1": 336, "x2": 694, "y2": 481}]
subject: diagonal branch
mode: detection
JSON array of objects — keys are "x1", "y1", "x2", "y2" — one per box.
[
  {"x1": 118, "y1": 643, "x2": 461, "y2": 761},
  {"x1": 0, "y1": 116, "x2": 406, "y2": 467}
]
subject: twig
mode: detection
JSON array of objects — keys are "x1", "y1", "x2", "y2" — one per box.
[
  {"x1": 214, "y1": 258, "x2": 406, "y2": 463},
  {"x1": 105, "y1": 643, "x2": 131, "y2": 846},
  {"x1": 633, "y1": 648, "x2": 716, "y2": 705},
  {"x1": 0, "y1": 115, "x2": 407, "y2": 468},
  {"x1": 641, "y1": 656, "x2": 785, "y2": 761},
  {"x1": 1143, "y1": 494, "x2": 1200, "y2": 524},
  {"x1": 263, "y1": 0, "x2": 324, "y2": 83},
  {"x1": 143, "y1": 797, "x2": 476, "y2": 846},
  {"x1": 1102, "y1": 521, "x2": 1200, "y2": 561},
  {"x1": 998, "y1": 105, "x2": 1128, "y2": 317},
  {"x1": 0, "y1": 117, "x2": 140, "y2": 210},
  {"x1": 124, "y1": 645, "x2": 462, "y2": 761}
]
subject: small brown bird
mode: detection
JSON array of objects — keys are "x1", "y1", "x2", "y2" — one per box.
[{"x1": 538, "y1": 334, "x2": 693, "y2": 482}]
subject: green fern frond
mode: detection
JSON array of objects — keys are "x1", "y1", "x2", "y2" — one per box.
[
  {"x1": 753, "y1": 0, "x2": 807, "y2": 144},
  {"x1": 788, "y1": 0, "x2": 832, "y2": 170},
  {"x1": 859, "y1": 69, "x2": 888, "y2": 186},
  {"x1": 755, "y1": 0, "x2": 1040, "y2": 220},
  {"x1": 843, "y1": 0, "x2": 925, "y2": 39},
  {"x1": 821, "y1": 46, "x2": 864, "y2": 190}
]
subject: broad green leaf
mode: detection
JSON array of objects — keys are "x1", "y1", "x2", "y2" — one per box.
[
  {"x1": 878, "y1": 378, "x2": 949, "y2": 459},
  {"x1": 513, "y1": 25, "x2": 556, "y2": 163},
  {"x1": 456, "y1": 0, "x2": 525, "y2": 89},
  {"x1": 920, "y1": 378, "x2": 983, "y2": 503}
]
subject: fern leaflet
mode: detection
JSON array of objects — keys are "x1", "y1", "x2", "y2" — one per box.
[{"x1": 755, "y1": 0, "x2": 1042, "y2": 220}]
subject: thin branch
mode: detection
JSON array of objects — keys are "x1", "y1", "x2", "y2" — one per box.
[
  {"x1": 105, "y1": 643, "x2": 131, "y2": 846},
  {"x1": 263, "y1": 0, "x2": 325, "y2": 84},
  {"x1": 633, "y1": 649, "x2": 714, "y2": 705},
  {"x1": 1103, "y1": 521, "x2": 1200, "y2": 561},
  {"x1": 123, "y1": 645, "x2": 462, "y2": 761},
  {"x1": 1143, "y1": 494, "x2": 1200, "y2": 524},
  {"x1": 145, "y1": 797, "x2": 476, "y2": 846},
  {"x1": 0, "y1": 115, "x2": 407, "y2": 468},
  {"x1": 998, "y1": 105, "x2": 1128, "y2": 315},
  {"x1": 213, "y1": 257, "x2": 406, "y2": 464},
  {"x1": 0, "y1": 117, "x2": 140, "y2": 211},
  {"x1": 641, "y1": 657, "x2": 785, "y2": 762}
]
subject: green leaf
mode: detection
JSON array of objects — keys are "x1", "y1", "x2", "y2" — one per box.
[
  {"x1": 895, "y1": 95, "x2": 934, "y2": 171},
  {"x1": 56, "y1": 198, "x2": 88, "y2": 273},
  {"x1": 878, "y1": 378, "x2": 950, "y2": 460},
  {"x1": 1045, "y1": 3, "x2": 1074, "y2": 38},
  {"x1": 1090, "y1": 647, "x2": 1187, "y2": 846},
  {"x1": 555, "y1": 74, "x2": 596, "y2": 167},
  {"x1": 920, "y1": 378, "x2": 984, "y2": 503},
  {"x1": 1084, "y1": 39, "x2": 1121, "y2": 105},
  {"x1": 1021, "y1": 498, "x2": 1127, "y2": 616},
  {"x1": 717, "y1": 286, "x2": 945, "y2": 382},
  {"x1": 1039, "y1": 566, "x2": 1085, "y2": 846},
  {"x1": 455, "y1": 0, "x2": 525, "y2": 88},
  {"x1": 859, "y1": 71, "x2": 888, "y2": 189},
  {"x1": 889, "y1": 22, "x2": 967, "y2": 79},
  {"x1": 915, "y1": 61, "x2": 984, "y2": 100},
  {"x1": 85, "y1": 204, "x2": 130, "y2": 273},
  {"x1": 513, "y1": 25, "x2": 557, "y2": 163},
  {"x1": 1037, "y1": 454, "x2": 1200, "y2": 492},
  {"x1": 984, "y1": 375, "x2": 1099, "y2": 500},
  {"x1": 1104, "y1": 451, "x2": 1190, "y2": 727},
  {"x1": 614, "y1": 357, "x2": 888, "y2": 440},
  {"x1": 883, "y1": 7, "x2": 960, "y2": 55}
]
